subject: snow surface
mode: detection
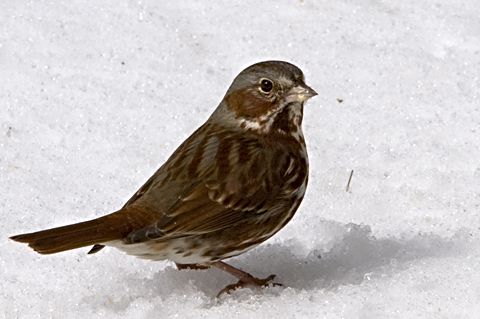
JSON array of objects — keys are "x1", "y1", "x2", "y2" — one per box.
[{"x1": 1, "y1": 0, "x2": 480, "y2": 318}]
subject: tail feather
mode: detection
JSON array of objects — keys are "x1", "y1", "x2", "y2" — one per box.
[
  {"x1": 10, "y1": 216, "x2": 123, "y2": 254},
  {"x1": 9, "y1": 205, "x2": 157, "y2": 254},
  {"x1": 11, "y1": 205, "x2": 159, "y2": 255}
]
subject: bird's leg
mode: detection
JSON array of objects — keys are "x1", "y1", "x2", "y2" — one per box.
[{"x1": 212, "y1": 261, "x2": 281, "y2": 297}]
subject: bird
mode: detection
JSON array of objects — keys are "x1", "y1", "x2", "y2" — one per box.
[{"x1": 10, "y1": 60, "x2": 317, "y2": 296}]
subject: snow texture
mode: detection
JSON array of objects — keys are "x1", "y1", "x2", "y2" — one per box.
[{"x1": 1, "y1": 0, "x2": 480, "y2": 318}]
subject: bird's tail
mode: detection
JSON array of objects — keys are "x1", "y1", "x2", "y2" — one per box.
[{"x1": 10, "y1": 206, "x2": 149, "y2": 254}]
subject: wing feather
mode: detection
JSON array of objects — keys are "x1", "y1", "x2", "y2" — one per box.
[{"x1": 123, "y1": 127, "x2": 306, "y2": 245}]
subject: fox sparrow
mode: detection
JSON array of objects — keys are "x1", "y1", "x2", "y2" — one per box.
[{"x1": 10, "y1": 61, "x2": 317, "y2": 296}]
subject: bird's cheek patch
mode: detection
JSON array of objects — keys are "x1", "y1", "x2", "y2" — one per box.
[{"x1": 226, "y1": 88, "x2": 275, "y2": 119}]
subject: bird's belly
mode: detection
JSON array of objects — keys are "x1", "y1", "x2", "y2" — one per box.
[
  {"x1": 103, "y1": 238, "x2": 206, "y2": 263},
  {"x1": 103, "y1": 235, "x2": 262, "y2": 264}
]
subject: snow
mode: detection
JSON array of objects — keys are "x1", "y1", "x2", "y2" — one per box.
[{"x1": 1, "y1": 0, "x2": 480, "y2": 317}]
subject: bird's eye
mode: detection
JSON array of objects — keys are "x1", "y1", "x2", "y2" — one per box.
[{"x1": 259, "y1": 79, "x2": 274, "y2": 93}]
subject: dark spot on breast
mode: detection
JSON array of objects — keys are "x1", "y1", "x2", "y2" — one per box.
[
  {"x1": 189, "y1": 241, "x2": 200, "y2": 250},
  {"x1": 202, "y1": 250, "x2": 216, "y2": 258},
  {"x1": 271, "y1": 103, "x2": 292, "y2": 133},
  {"x1": 290, "y1": 172, "x2": 307, "y2": 189}
]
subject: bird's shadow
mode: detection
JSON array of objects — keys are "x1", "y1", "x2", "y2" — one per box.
[
  {"x1": 254, "y1": 222, "x2": 465, "y2": 291},
  {"x1": 90, "y1": 220, "x2": 468, "y2": 307}
]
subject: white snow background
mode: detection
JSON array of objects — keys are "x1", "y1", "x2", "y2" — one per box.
[{"x1": 1, "y1": 0, "x2": 480, "y2": 318}]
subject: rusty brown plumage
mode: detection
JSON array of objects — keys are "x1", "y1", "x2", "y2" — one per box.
[{"x1": 10, "y1": 60, "x2": 317, "y2": 295}]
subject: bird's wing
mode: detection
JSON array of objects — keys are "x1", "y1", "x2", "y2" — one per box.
[
  {"x1": 124, "y1": 144, "x2": 304, "y2": 244},
  {"x1": 121, "y1": 168, "x2": 160, "y2": 209},
  {"x1": 121, "y1": 123, "x2": 212, "y2": 209}
]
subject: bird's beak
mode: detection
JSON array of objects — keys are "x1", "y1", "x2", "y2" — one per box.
[{"x1": 285, "y1": 82, "x2": 318, "y2": 103}]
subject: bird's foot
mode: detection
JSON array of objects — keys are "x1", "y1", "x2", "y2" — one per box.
[{"x1": 216, "y1": 273, "x2": 282, "y2": 297}]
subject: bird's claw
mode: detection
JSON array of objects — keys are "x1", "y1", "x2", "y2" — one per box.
[{"x1": 216, "y1": 274, "x2": 282, "y2": 297}]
